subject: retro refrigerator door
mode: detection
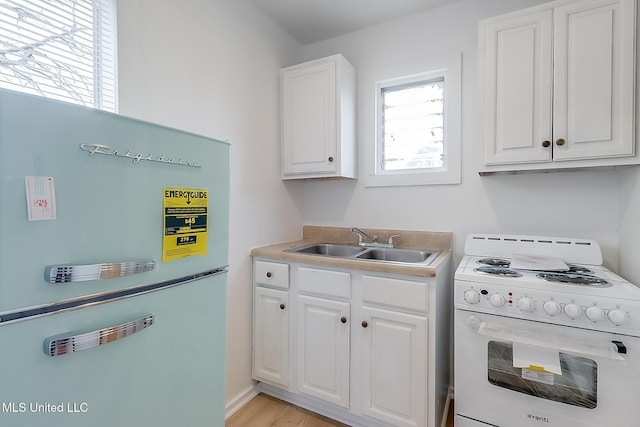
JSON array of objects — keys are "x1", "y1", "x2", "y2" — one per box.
[
  {"x1": 0, "y1": 89, "x2": 230, "y2": 312},
  {"x1": 0, "y1": 273, "x2": 227, "y2": 427}
]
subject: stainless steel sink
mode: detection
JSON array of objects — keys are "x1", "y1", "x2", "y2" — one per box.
[
  {"x1": 287, "y1": 243, "x2": 439, "y2": 265},
  {"x1": 288, "y1": 243, "x2": 366, "y2": 257},
  {"x1": 355, "y1": 248, "x2": 437, "y2": 264}
]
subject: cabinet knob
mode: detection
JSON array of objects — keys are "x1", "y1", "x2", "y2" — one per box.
[
  {"x1": 266, "y1": 272, "x2": 272, "y2": 278},
  {"x1": 361, "y1": 320, "x2": 368, "y2": 328},
  {"x1": 340, "y1": 316, "x2": 347, "y2": 324},
  {"x1": 542, "y1": 140, "x2": 551, "y2": 148},
  {"x1": 328, "y1": 156, "x2": 334, "y2": 162},
  {"x1": 556, "y1": 138, "x2": 566, "y2": 146},
  {"x1": 279, "y1": 303, "x2": 285, "y2": 310}
]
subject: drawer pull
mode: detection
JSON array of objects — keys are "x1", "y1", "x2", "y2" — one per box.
[
  {"x1": 266, "y1": 271, "x2": 272, "y2": 278},
  {"x1": 340, "y1": 316, "x2": 347, "y2": 324},
  {"x1": 44, "y1": 314, "x2": 155, "y2": 357},
  {"x1": 280, "y1": 303, "x2": 286, "y2": 310},
  {"x1": 362, "y1": 320, "x2": 368, "y2": 328}
]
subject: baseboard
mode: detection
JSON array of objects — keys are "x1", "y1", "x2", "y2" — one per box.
[{"x1": 225, "y1": 384, "x2": 259, "y2": 420}]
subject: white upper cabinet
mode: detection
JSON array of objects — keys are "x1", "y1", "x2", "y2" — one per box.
[
  {"x1": 481, "y1": 0, "x2": 636, "y2": 172},
  {"x1": 281, "y1": 54, "x2": 356, "y2": 179}
]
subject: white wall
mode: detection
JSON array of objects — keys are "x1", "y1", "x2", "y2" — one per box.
[
  {"x1": 619, "y1": 168, "x2": 640, "y2": 283},
  {"x1": 300, "y1": 0, "x2": 630, "y2": 270},
  {"x1": 618, "y1": 8, "x2": 640, "y2": 284},
  {"x1": 116, "y1": 0, "x2": 305, "y2": 409}
]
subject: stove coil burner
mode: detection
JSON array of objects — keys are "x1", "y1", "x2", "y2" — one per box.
[
  {"x1": 536, "y1": 272, "x2": 608, "y2": 286},
  {"x1": 477, "y1": 258, "x2": 511, "y2": 268},
  {"x1": 474, "y1": 266, "x2": 523, "y2": 277}
]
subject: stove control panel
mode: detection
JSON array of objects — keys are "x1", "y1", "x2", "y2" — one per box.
[{"x1": 455, "y1": 280, "x2": 640, "y2": 334}]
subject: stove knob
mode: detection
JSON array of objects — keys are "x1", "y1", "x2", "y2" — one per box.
[
  {"x1": 608, "y1": 309, "x2": 629, "y2": 326},
  {"x1": 464, "y1": 290, "x2": 481, "y2": 304},
  {"x1": 585, "y1": 306, "x2": 605, "y2": 322},
  {"x1": 543, "y1": 301, "x2": 562, "y2": 316},
  {"x1": 489, "y1": 294, "x2": 506, "y2": 307},
  {"x1": 564, "y1": 303, "x2": 582, "y2": 319},
  {"x1": 517, "y1": 298, "x2": 534, "y2": 312}
]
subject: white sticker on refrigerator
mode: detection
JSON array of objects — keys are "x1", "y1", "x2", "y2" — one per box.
[{"x1": 25, "y1": 176, "x2": 57, "y2": 221}]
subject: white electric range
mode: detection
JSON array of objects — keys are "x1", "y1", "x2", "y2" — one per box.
[{"x1": 454, "y1": 234, "x2": 640, "y2": 427}]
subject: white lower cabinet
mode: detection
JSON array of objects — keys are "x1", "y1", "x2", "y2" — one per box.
[
  {"x1": 253, "y1": 286, "x2": 289, "y2": 387},
  {"x1": 296, "y1": 295, "x2": 350, "y2": 407},
  {"x1": 252, "y1": 260, "x2": 291, "y2": 389},
  {"x1": 360, "y1": 306, "x2": 427, "y2": 427},
  {"x1": 252, "y1": 257, "x2": 452, "y2": 427}
]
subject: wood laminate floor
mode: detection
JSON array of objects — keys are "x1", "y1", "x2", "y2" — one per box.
[{"x1": 226, "y1": 393, "x2": 455, "y2": 427}]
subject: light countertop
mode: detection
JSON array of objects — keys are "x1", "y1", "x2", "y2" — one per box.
[{"x1": 251, "y1": 226, "x2": 452, "y2": 278}]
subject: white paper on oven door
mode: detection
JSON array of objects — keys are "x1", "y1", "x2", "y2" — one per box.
[
  {"x1": 25, "y1": 176, "x2": 57, "y2": 221},
  {"x1": 512, "y1": 341, "x2": 562, "y2": 375}
]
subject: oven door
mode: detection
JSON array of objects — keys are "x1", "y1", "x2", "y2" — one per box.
[{"x1": 455, "y1": 309, "x2": 640, "y2": 427}]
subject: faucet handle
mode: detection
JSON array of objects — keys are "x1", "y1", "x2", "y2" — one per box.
[
  {"x1": 350, "y1": 227, "x2": 365, "y2": 244},
  {"x1": 387, "y1": 235, "x2": 400, "y2": 246}
]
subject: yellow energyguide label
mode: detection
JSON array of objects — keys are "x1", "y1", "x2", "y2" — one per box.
[{"x1": 163, "y1": 187, "x2": 208, "y2": 262}]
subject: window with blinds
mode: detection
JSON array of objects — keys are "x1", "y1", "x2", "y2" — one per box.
[
  {"x1": 0, "y1": 0, "x2": 117, "y2": 112},
  {"x1": 365, "y1": 53, "x2": 461, "y2": 187},
  {"x1": 380, "y1": 79, "x2": 445, "y2": 171}
]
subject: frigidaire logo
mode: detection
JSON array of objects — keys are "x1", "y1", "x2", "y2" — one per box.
[
  {"x1": 79, "y1": 143, "x2": 201, "y2": 168},
  {"x1": 527, "y1": 413, "x2": 550, "y2": 423}
]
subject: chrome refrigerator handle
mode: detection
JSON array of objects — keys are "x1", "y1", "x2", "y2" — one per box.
[
  {"x1": 44, "y1": 314, "x2": 155, "y2": 357},
  {"x1": 45, "y1": 260, "x2": 156, "y2": 284}
]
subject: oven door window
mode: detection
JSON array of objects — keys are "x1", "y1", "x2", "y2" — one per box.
[{"x1": 487, "y1": 341, "x2": 597, "y2": 409}]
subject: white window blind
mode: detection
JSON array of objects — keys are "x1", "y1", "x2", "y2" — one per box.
[
  {"x1": 381, "y1": 79, "x2": 445, "y2": 171},
  {"x1": 0, "y1": 0, "x2": 117, "y2": 112}
]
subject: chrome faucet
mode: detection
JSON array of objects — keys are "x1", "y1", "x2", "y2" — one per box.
[{"x1": 350, "y1": 227, "x2": 399, "y2": 248}]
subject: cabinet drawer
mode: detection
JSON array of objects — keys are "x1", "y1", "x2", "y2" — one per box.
[
  {"x1": 254, "y1": 260, "x2": 289, "y2": 289},
  {"x1": 297, "y1": 266, "x2": 350, "y2": 299},
  {"x1": 361, "y1": 275, "x2": 428, "y2": 314}
]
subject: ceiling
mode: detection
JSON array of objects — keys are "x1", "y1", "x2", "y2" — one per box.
[{"x1": 249, "y1": 0, "x2": 457, "y2": 44}]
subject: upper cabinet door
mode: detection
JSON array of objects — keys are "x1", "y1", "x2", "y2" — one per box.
[
  {"x1": 553, "y1": 0, "x2": 636, "y2": 161},
  {"x1": 281, "y1": 54, "x2": 356, "y2": 180},
  {"x1": 282, "y1": 60, "x2": 337, "y2": 176},
  {"x1": 483, "y1": 9, "x2": 554, "y2": 165}
]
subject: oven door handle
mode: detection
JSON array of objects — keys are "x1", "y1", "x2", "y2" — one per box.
[{"x1": 466, "y1": 315, "x2": 626, "y2": 360}]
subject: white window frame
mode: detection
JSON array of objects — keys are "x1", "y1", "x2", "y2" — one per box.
[{"x1": 364, "y1": 52, "x2": 461, "y2": 186}]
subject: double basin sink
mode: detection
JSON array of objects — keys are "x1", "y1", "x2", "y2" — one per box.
[{"x1": 287, "y1": 243, "x2": 439, "y2": 265}]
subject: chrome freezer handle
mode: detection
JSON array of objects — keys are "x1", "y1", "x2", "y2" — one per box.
[
  {"x1": 45, "y1": 259, "x2": 156, "y2": 284},
  {"x1": 44, "y1": 314, "x2": 155, "y2": 357}
]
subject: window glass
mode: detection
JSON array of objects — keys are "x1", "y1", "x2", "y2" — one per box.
[
  {"x1": 487, "y1": 341, "x2": 598, "y2": 409},
  {"x1": 381, "y1": 79, "x2": 444, "y2": 172},
  {"x1": 0, "y1": 0, "x2": 117, "y2": 111}
]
